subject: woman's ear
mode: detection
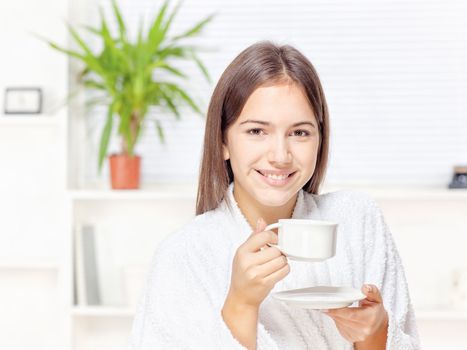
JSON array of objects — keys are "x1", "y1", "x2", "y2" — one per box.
[{"x1": 222, "y1": 143, "x2": 230, "y2": 160}]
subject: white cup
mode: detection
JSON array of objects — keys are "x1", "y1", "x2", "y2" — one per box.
[{"x1": 265, "y1": 219, "x2": 338, "y2": 262}]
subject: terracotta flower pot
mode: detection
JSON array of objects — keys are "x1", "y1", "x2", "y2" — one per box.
[{"x1": 109, "y1": 154, "x2": 141, "y2": 189}]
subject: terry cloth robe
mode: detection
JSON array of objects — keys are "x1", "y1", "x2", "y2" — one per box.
[{"x1": 129, "y1": 183, "x2": 420, "y2": 349}]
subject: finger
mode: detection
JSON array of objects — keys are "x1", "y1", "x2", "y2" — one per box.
[
  {"x1": 246, "y1": 217, "x2": 267, "y2": 240},
  {"x1": 325, "y1": 306, "x2": 366, "y2": 321},
  {"x1": 329, "y1": 317, "x2": 368, "y2": 343},
  {"x1": 255, "y1": 254, "x2": 288, "y2": 278},
  {"x1": 359, "y1": 298, "x2": 374, "y2": 307},
  {"x1": 255, "y1": 217, "x2": 267, "y2": 233},
  {"x1": 256, "y1": 218, "x2": 270, "y2": 250},
  {"x1": 253, "y1": 245, "x2": 283, "y2": 265},
  {"x1": 263, "y1": 261, "x2": 290, "y2": 285},
  {"x1": 244, "y1": 230, "x2": 278, "y2": 252},
  {"x1": 324, "y1": 309, "x2": 367, "y2": 327},
  {"x1": 361, "y1": 284, "x2": 383, "y2": 303}
]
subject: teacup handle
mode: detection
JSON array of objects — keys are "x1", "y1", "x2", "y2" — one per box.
[
  {"x1": 264, "y1": 222, "x2": 282, "y2": 250},
  {"x1": 264, "y1": 222, "x2": 281, "y2": 231}
]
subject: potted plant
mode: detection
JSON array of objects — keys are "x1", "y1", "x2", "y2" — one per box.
[{"x1": 45, "y1": 0, "x2": 214, "y2": 189}]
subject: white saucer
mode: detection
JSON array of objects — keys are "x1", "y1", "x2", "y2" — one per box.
[{"x1": 272, "y1": 286, "x2": 366, "y2": 310}]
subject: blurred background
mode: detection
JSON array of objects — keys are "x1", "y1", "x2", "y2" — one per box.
[{"x1": 1, "y1": 0, "x2": 467, "y2": 349}]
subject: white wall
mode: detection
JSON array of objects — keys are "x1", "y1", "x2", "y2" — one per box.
[
  {"x1": 0, "y1": 0, "x2": 69, "y2": 349},
  {"x1": 0, "y1": 0, "x2": 68, "y2": 113}
]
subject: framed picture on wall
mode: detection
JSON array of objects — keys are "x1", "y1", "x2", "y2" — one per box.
[{"x1": 3, "y1": 87, "x2": 42, "y2": 114}]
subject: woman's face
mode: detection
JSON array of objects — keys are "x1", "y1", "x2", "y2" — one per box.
[{"x1": 223, "y1": 82, "x2": 320, "y2": 208}]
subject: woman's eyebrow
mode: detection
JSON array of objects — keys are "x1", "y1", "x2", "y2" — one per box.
[{"x1": 239, "y1": 119, "x2": 316, "y2": 128}]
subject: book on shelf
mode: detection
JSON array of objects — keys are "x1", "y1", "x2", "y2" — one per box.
[{"x1": 74, "y1": 224, "x2": 101, "y2": 306}]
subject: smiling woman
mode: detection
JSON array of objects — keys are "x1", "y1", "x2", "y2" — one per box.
[
  {"x1": 129, "y1": 41, "x2": 421, "y2": 350},
  {"x1": 196, "y1": 42, "x2": 329, "y2": 217}
]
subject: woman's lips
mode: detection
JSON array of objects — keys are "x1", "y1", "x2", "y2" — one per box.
[{"x1": 255, "y1": 169, "x2": 297, "y2": 187}]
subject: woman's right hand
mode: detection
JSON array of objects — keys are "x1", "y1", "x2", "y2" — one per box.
[{"x1": 226, "y1": 217, "x2": 291, "y2": 309}]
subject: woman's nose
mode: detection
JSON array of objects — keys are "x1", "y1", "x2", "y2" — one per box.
[{"x1": 268, "y1": 138, "x2": 292, "y2": 164}]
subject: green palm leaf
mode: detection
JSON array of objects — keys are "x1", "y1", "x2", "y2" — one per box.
[
  {"x1": 98, "y1": 103, "x2": 115, "y2": 170},
  {"x1": 111, "y1": 0, "x2": 127, "y2": 42},
  {"x1": 155, "y1": 119, "x2": 165, "y2": 143},
  {"x1": 162, "y1": 82, "x2": 202, "y2": 116},
  {"x1": 171, "y1": 14, "x2": 215, "y2": 41},
  {"x1": 42, "y1": 0, "x2": 215, "y2": 173},
  {"x1": 188, "y1": 51, "x2": 211, "y2": 83}
]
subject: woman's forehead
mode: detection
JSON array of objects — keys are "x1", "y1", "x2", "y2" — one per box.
[{"x1": 235, "y1": 84, "x2": 317, "y2": 125}]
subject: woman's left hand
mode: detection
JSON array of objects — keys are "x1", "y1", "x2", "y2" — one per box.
[{"x1": 323, "y1": 284, "x2": 389, "y2": 344}]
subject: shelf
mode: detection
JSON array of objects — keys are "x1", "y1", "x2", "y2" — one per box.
[
  {"x1": 68, "y1": 183, "x2": 197, "y2": 201},
  {"x1": 0, "y1": 115, "x2": 61, "y2": 126},
  {"x1": 68, "y1": 183, "x2": 467, "y2": 201},
  {"x1": 0, "y1": 259, "x2": 60, "y2": 270},
  {"x1": 72, "y1": 306, "x2": 135, "y2": 317},
  {"x1": 415, "y1": 308, "x2": 467, "y2": 321},
  {"x1": 321, "y1": 184, "x2": 467, "y2": 201},
  {"x1": 70, "y1": 306, "x2": 467, "y2": 320}
]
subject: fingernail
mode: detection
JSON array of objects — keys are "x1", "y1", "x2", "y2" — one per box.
[{"x1": 365, "y1": 285, "x2": 372, "y2": 293}]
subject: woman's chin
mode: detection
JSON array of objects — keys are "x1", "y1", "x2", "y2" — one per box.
[{"x1": 253, "y1": 191, "x2": 296, "y2": 209}]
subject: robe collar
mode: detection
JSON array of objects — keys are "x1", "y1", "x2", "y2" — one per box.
[{"x1": 221, "y1": 182, "x2": 322, "y2": 244}]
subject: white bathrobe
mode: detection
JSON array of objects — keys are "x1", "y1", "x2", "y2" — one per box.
[{"x1": 129, "y1": 183, "x2": 420, "y2": 349}]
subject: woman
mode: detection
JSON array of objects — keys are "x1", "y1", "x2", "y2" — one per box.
[{"x1": 129, "y1": 41, "x2": 420, "y2": 349}]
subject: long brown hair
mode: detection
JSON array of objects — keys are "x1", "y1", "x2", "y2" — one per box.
[{"x1": 196, "y1": 41, "x2": 330, "y2": 215}]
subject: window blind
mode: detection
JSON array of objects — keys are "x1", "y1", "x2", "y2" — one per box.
[{"x1": 76, "y1": 0, "x2": 467, "y2": 186}]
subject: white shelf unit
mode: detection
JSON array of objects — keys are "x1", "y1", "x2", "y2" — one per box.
[
  {"x1": 68, "y1": 187, "x2": 198, "y2": 350},
  {"x1": 321, "y1": 184, "x2": 467, "y2": 200},
  {"x1": 72, "y1": 306, "x2": 134, "y2": 318},
  {"x1": 68, "y1": 302, "x2": 467, "y2": 321},
  {"x1": 0, "y1": 114, "x2": 62, "y2": 126},
  {"x1": 0, "y1": 106, "x2": 70, "y2": 350},
  {"x1": 0, "y1": 259, "x2": 60, "y2": 270},
  {"x1": 68, "y1": 184, "x2": 467, "y2": 201},
  {"x1": 67, "y1": 303, "x2": 467, "y2": 322},
  {"x1": 68, "y1": 183, "x2": 197, "y2": 201}
]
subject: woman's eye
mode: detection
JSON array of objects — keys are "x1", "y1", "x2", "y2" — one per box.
[
  {"x1": 292, "y1": 130, "x2": 310, "y2": 137},
  {"x1": 246, "y1": 129, "x2": 310, "y2": 137},
  {"x1": 247, "y1": 128, "x2": 265, "y2": 136}
]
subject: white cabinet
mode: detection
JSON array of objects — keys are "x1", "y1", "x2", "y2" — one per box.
[
  {"x1": 68, "y1": 187, "x2": 196, "y2": 350},
  {"x1": 0, "y1": 113, "x2": 70, "y2": 350}
]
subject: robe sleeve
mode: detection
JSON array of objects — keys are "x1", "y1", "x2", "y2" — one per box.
[
  {"x1": 363, "y1": 197, "x2": 421, "y2": 350},
  {"x1": 128, "y1": 234, "x2": 280, "y2": 350}
]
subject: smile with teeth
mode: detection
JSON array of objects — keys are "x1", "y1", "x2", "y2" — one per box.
[
  {"x1": 263, "y1": 173, "x2": 289, "y2": 180},
  {"x1": 256, "y1": 170, "x2": 296, "y2": 183}
]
